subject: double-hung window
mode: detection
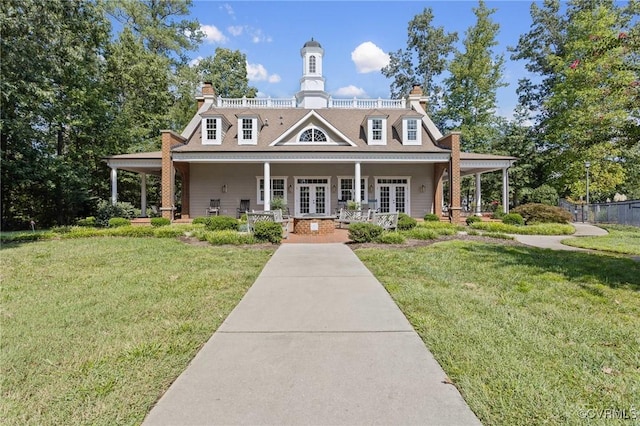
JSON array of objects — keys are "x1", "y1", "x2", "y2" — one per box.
[
  {"x1": 202, "y1": 117, "x2": 222, "y2": 145},
  {"x1": 258, "y1": 177, "x2": 287, "y2": 205},
  {"x1": 402, "y1": 118, "x2": 421, "y2": 145},
  {"x1": 238, "y1": 116, "x2": 258, "y2": 145},
  {"x1": 338, "y1": 177, "x2": 368, "y2": 203},
  {"x1": 366, "y1": 117, "x2": 387, "y2": 145}
]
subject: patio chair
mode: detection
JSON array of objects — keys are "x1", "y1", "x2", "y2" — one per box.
[
  {"x1": 206, "y1": 199, "x2": 221, "y2": 216},
  {"x1": 237, "y1": 199, "x2": 250, "y2": 218}
]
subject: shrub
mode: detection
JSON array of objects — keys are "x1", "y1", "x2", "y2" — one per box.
[
  {"x1": 153, "y1": 227, "x2": 185, "y2": 238},
  {"x1": 253, "y1": 221, "x2": 283, "y2": 244},
  {"x1": 96, "y1": 199, "x2": 137, "y2": 227},
  {"x1": 491, "y1": 207, "x2": 506, "y2": 220},
  {"x1": 106, "y1": 226, "x2": 154, "y2": 237},
  {"x1": 471, "y1": 221, "x2": 574, "y2": 235},
  {"x1": 270, "y1": 196, "x2": 286, "y2": 211},
  {"x1": 76, "y1": 216, "x2": 96, "y2": 227},
  {"x1": 404, "y1": 228, "x2": 439, "y2": 240},
  {"x1": 0, "y1": 231, "x2": 55, "y2": 244},
  {"x1": 466, "y1": 215, "x2": 482, "y2": 226},
  {"x1": 375, "y1": 232, "x2": 406, "y2": 244},
  {"x1": 423, "y1": 213, "x2": 440, "y2": 222},
  {"x1": 108, "y1": 217, "x2": 131, "y2": 228},
  {"x1": 192, "y1": 216, "x2": 210, "y2": 225},
  {"x1": 60, "y1": 227, "x2": 104, "y2": 239},
  {"x1": 502, "y1": 213, "x2": 524, "y2": 226},
  {"x1": 150, "y1": 217, "x2": 171, "y2": 227},
  {"x1": 512, "y1": 203, "x2": 573, "y2": 224},
  {"x1": 206, "y1": 215, "x2": 239, "y2": 231},
  {"x1": 348, "y1": 222, "x2": 384, "y2": 243},
  {"x1": 201, "y1": 230, "x2": 256, "y2": 245},
  {"x1": 530, "y1": 184, "x2": 559, "y2": 206},
  {"x1": 397, "y1": 213, "x2": 417, "y2": 230}
]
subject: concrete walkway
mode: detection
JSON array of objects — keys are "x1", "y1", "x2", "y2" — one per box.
[
  {"x1": 513, "y1": 222, "x2": 608, "y2": 251},
  {"x1": 143, "y1": 244, "x2": 481, "y2": 425}
]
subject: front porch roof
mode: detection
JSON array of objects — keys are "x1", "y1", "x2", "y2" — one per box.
[
  {"x1": 460, "y1": 152, "x2": 517, "y2": 175},
  {"x1": 104, "y1": 151, "x2": 162, "y2": 175}
]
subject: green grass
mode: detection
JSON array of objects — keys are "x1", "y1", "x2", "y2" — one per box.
[
  {"x1": 1, "y1": 238, "x2": 274, "y2": 425},
  {"x1": 471, "y1": 221, "x2": 575, "y2": 235},
  {"x1": 356, "y1": 242, "x2": 640, "y2": 425},
  {"x1": 562, "y1": 224, "x2": 640, "y2": 255}
]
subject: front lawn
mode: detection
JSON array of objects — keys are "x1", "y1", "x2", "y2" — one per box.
[
  {"x1": 356, "y1": 241, "x2": 640, "y2": 425},
  {"x1": 1, "y1": 238, "x2": 274, "y2": 425},
  {"x1": 562, "y1": 224, "x2": 640, "y2": 255}
]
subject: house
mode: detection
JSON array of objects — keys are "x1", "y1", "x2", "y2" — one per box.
[{"x1": 105, "y1": 39, "x2": 515, "y2": 223}]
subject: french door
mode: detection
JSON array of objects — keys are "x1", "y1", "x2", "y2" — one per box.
[
  {"x1": 295, "y1": 178, "x2": 330, "y2": 216},
  {"x1": 376, "y1": 178, "x2": 409, "y2": 214}
]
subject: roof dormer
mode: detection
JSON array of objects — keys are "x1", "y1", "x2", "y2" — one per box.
[
  {"x1": 236, "y1": 113, "x2": 262, "y2": 145},
  {"x1": 394, "y1": 113, "x2": 423, "y2": 146},
  {"x1": 362, "y1": 112, "x2": 389, "y2": 145},
  {"x1": 200, "y1": 112, "x2": 230, "y2": 145}
]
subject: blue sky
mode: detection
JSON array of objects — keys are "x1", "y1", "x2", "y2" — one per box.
[{"x1": 188, "y1": 1, "x2": 541, "y2": 118}]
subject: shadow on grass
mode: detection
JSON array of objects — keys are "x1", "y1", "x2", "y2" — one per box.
[{"x1": 455, "y1": 242, "x2": 640, "y2": 291}]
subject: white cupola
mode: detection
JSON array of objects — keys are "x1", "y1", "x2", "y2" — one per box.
[{"x1": 296, "y1": 38, "x2": 329, "y2": 108}]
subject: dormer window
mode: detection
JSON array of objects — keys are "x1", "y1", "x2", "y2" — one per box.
[
  {"x1": 299, "y1": 128, "x2": 327, "y2": 142},
  {"x1": 402, "y1": 118, "x2": 422, "y2": 145},
  {"x1": 237, "y1": 116, "x2": 258, "y2": 145},
  {"x1": 365, "y1": 116, "x2": 387, "y2": 145},
  {"x1": 202, "y1": 117, "x2": 222, "y2": 145}
]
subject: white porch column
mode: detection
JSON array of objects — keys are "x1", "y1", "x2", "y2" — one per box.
[
  {"x1": 502, "y1": 168, "x2": 509, "y2": 214},
  {"x1": 475, "y1": 173, "x2": 482, "y2": 216},
  {"x1": 264, "y1": 162, "x2": 271, "y2": 211},
  {"x1": 110, "y1": 167, "x2": 118, "y2": 205},
  {"x1": 140, "y1": 173, "x2": 147, "y2": 217},
  {"x1": 354, "y1": 162, "x2": 361, "y2": 206}
]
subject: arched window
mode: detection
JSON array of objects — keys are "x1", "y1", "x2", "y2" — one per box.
[
  {"x1": 309, "y1": 55, "x2": 316, "y2": 74},
  {"x1": 299, "y1": 128, "x2": 327, "y2": 142}
]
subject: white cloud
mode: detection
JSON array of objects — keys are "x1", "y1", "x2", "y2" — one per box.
[
  {"x1": 201, "y1": 24, "x2": 227, "y2": 44},
  {"x1": 246, "y1": 62, "x2": 280, "y2": 83},
  {"x1": 228, "y1": 25, "x2": 243, "y2": 36},
  {"x1": 249, "y1": 28, "x2": 272, "y2": 44},
  {"x1": 351, "y1": 41, "x2": 390, "y2": 74},
  {"x1": 334, "y1": 85, "x2": 367, "y2": 97},
  {"x1": 221, "y1": 3, "x2": 235, "y2": 18}
]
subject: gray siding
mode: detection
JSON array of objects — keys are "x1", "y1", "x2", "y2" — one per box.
[{"x1": 189, "y1": 163, "x2": 436, "y2": 218}]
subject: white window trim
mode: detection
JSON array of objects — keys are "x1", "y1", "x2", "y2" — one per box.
[
  {"x1": 202, "y1": 117, "x2": 222, "y2": 145},
  {"x1": 367, "y1": 117, "x2": 387, "y2": 145},
  {"x1": 374, "y1": 176, "x2": 411, "y2": 215},
  {"x1": 294, "y1": 176, "x2": 331, "y2": 216},
  {"x1": 337, "y1": 176, "x2": 369, "y2": 203},
  {"x1": 293, "y1": 126, "x2": 334, "y2": 145},
  {"x1": 238, "y1": 117, "x2": 258, "y2": 145},
  {"x1": 256, "y1": 176, "x2": 288, "y2": 205},
  {"x1": 402, "y1": 118, "x2": 422, "y2": 145}
]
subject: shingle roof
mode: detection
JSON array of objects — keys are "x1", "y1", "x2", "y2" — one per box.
[{"x1": 176, "y1": 107, "x2": 450, "y2": 153}]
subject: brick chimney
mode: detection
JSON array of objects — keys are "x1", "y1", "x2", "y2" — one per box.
[
  {"x1": 197, "y1": 82, "x2": 216, "y2": 109},
  {"x1": 409, "y1": 84, "x2": 423, "y2": 96}
]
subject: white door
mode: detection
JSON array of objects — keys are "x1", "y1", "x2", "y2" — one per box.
[
  {"x1": 377, "y1": 178, "x2": 409, "y2": 214},
  {"x1": 296, "y1": 178, "x2": 330, "y2": 215}
]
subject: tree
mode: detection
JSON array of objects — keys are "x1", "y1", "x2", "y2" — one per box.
[
  {"x1": 199, "y1": 49, "x2": 258, "y2": 99},
  {"x1": 381, "y1": 7, "x2": 457, "y2": 115},
  {"x1": 511, "y1": 0, "x2": 639, "y2": 201},
  {"x1": 442, "y1": 0, "x2": 506, "y2": 153},
  {"x1": 1, "y1": 0, "x2": 112, "y2": 228}
]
